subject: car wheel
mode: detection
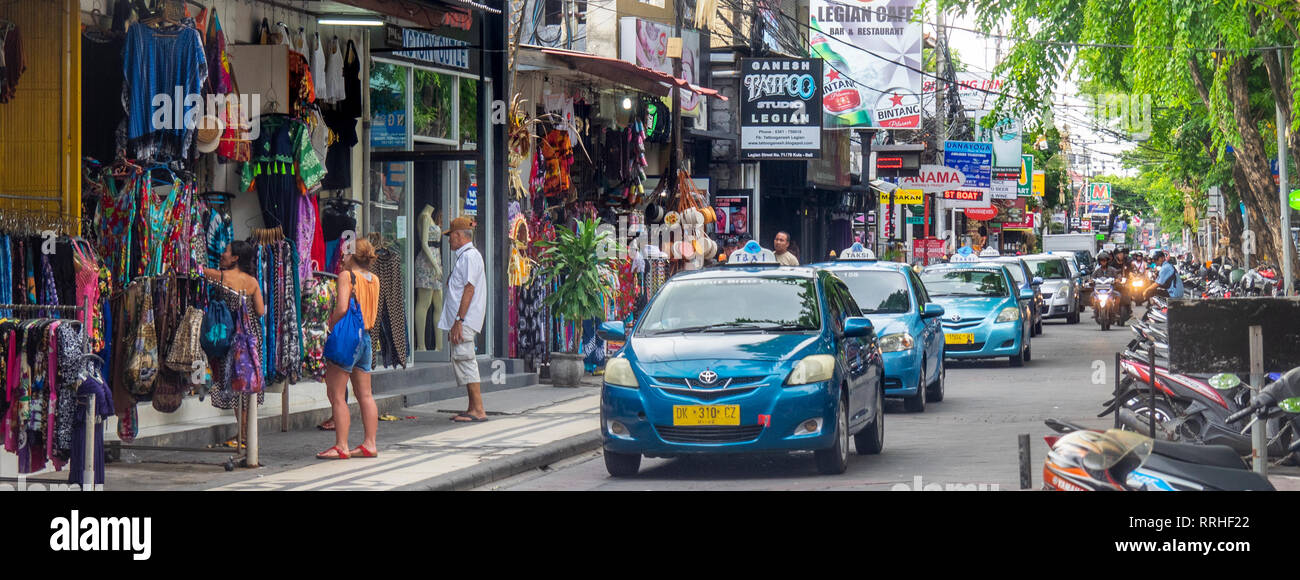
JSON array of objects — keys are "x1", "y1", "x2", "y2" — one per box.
[
  {"x1": 816, "y1": 394, "x2": 851, "y2": 474},
  {"x1": 1010, "y1": 340, "x2": 1026, "y2": 367},
  {"x1": 604, "y1": 450, "x2": 641, "y2": 477},
  {"x1": 903, "y1": 368, "x2": 926, "y2": 412},
  {"x1": 854, "y1": 384, "x2": 884, "y2": 455},
  {"x1": 1068, "y1": 307, "x2": 1080, "y2": 324},
  {"x1": 927, "y1": 357, "x2": 945, "y2": 402},
  {"x1": 1035, "y1": 318, "x2": 1044, "y2": 335}
]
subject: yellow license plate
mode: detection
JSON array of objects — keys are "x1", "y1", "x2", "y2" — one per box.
[
  {"x1": 944, "y1": 333, "x2": 975, "y2": 345},
  {"x1": 673, "y1": 405, "x2": 741, "y2": 426}
]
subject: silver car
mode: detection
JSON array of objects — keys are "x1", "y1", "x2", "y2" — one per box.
[{"x1": 1022, "y1": 254, "x2": 1081, "y2": 324}]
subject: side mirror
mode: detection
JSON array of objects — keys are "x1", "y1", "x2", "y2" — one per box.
[
  {"x1": 843, "y1": 317, "x2": 874, "y2": 338},
  {"x1": 597, "y1": 321, "x2": 626, "y2": 342},
  {"x1": 1031, "y1": 277, "x2": 1044, "y2": 286},
  {"x1": 1019, "y1": 288, "x2": 1036, "y2": 300},
  {"x1": 1208, "y1": 373, "x2": 1242, "y2": 391},
  {"x1": 1280, "y1": 398, "x2": 1300, "y2": 414},
  {"x1": 920, "y1": 303, "x2": 945, "y2": 319}
]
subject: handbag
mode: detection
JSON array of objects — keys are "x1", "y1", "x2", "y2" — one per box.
[
  {"x1": 201, "y1": 272, "x2": 235, "y2": 359},
  {"x1": 323, "y1": 271, "x2": 364, "y2": 368},
  {"x1": 125, "y1": 281, "x2": 159, "y2": 397},
  {"x1": 229, "y1": 300, "x2": 264, "y2": 394},
  {"x1": 166, "y1": 306, "x2": 207, "y2": 373}
]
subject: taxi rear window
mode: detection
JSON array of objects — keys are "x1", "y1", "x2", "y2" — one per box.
[
  {"x1": 637, "y1": 277, "x2": 821, "y2": 336},
  {"x1": 834, "y1": 270, "x2": 911, "y2": 314}
]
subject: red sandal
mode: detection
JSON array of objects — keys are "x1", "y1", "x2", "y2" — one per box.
[
  {"x1": 316, "y1": 445, "x2": 351, "y2": 460},
  {"x1": 349, "y1": 445, "x2": 379, "y2": 458}
]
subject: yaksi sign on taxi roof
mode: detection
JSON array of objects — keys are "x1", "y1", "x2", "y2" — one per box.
[{"x1": 898, "y1": 165, "x2": 965, "y2": 192}]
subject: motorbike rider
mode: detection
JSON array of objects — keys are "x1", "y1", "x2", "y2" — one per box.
[
  {"x1": 1111, "y1": 247, "x2": 1136, "y2": 322},
  {"x1": 1092, "y1": 251, "x2": 1120, "y2": 278},
  {"x1": 1146, "y1": 250, "x2": 1184, "y2": 299}
]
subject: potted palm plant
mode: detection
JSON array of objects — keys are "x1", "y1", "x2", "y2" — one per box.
[{"x1": 536, "y1": 217, "x2": 622, "y2": 387}]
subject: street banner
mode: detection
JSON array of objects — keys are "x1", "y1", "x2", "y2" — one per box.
[
  {"x1": 976, "y1": 111, "x2": 1023, "y2": 167},
  {"x1": 1032, "y1": 170, "x2": 1045, "y2": 197},
  {"x1": 739, "y1": 58, "x2": 824, "y2": 159},
  {"x1": 898, "y1": 165, "x2": 964, "y2": 192},
  {"x1": 943, "y1": 141, "x2": 991, "y2": 188},
  {"x1": 809, "y1": 0, "x2": 923, "y2": 128},
  {"x1": 1018, "y1": 155, "x2": 1033, "y2": 196},
  {"x1": 991, "y1": 180, "x2": 1017, "y2": 200},
  {"x1": 940, "y1": 188, "x2": 991, "y2": 209}
]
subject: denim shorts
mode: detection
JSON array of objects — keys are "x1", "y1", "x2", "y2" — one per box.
[{"x1": 333, "y1": 329, "x2": 373, "y2": 373}]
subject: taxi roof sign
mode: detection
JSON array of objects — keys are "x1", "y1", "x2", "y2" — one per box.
[
  {"x1": 837, "y1": 242, "x2": 877, "y2": 261},
  {"x1": 978, "y1": 248, "x2": 1001, "y2": 257},
  {"x1": 727, "y1": 241, "x2": 779, "y2": 265},
  {"x1": 951, "y1": 245, "x2": 980, "y2": 263}
]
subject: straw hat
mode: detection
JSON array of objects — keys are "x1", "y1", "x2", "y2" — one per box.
[{"x1": 195, "y1": 114, "x2": 225, "y2": 154}]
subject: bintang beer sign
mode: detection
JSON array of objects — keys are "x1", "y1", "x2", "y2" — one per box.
[
  {"x1": 740, "y1": 58, "x2": 824, "y2": 159},
  {"x1": 810, "y1": 0, "x2": 923, "y2": 128}
]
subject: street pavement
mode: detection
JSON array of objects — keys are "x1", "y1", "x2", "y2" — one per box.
[
  {"x1": 490, "y1": 312, "x2": 1300, "y2": 491},
  {"x1": 92, "y1": 306, "x2": 1300, "y2": 491}
]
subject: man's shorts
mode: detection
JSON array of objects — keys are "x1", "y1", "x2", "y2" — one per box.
[
  {"x1": 332, "y1": 329, "x2": 373, "y2": 373},
  {"x1": 453, "y1": 327, "x2": 481, "y2": 386}
]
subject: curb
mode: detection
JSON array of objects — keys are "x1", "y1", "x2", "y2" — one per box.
[{"x1": 413, "y1": 430, "x2": 604, "y2": 491}]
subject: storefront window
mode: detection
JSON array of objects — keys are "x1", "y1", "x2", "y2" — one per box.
[
  {"x1": 371, "y1": 61, "x2": 409, "y2": 150},
  {"x1": 460, "y1": 77, "x2": 479, "y2": 146},
  {"x1": 413, "y1": 69, "x2": 456, "y2": 141}
]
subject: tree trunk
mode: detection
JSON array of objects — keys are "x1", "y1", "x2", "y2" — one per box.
[{"x1": 1223, "y1": 57, "x2": 1296, "y2": 272}]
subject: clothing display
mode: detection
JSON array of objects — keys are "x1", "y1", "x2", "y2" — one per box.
[
  {"x1": 323, "y1": 37, "x2": 345, "y2": 104},
  {"x1": 123, "y1": 20, "x2": 208, "y2": 162},
  {"x1": 81, "y1": 30, "x2": 126, "y2": 163},
  {"x1": 299, "y1": 274, "x2": 335, "y2": 382},
  {"x1": 207, "y1": 284, "x2": 264, "y2": 409},
  {"x1": 370, "y1": 246, "x2": 408, "y2": 369},
  {"x1": 242, "y1": 115, "x2": 325, "y2": 238},
  {"x1": 1, "y1": 316, "x2": 92, "y2": 475},
  {"x1": 252, "y1": 239, "x2": 302, "y2": 385}
]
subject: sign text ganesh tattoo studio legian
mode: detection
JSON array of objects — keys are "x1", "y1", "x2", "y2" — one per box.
[
  {"x1": 810, "y1": 0, "x2": 923, "y2": 129},
  {"x1": 740, "y1": 58, "x2": 824, "y2": 159}
]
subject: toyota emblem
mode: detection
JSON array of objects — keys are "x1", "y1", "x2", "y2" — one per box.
[
  {"x1": 948, "y1": 314, "x2": 962, "y2": 322},
  {"x1": 698, "y1": 369, "x2": 719, "y2": 384}
]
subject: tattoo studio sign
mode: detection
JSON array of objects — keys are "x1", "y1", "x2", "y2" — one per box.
[{"x1": 740, "y1": 58, "x2": 824, "y2": 159}]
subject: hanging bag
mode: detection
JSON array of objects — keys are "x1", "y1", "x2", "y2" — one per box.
[
  {"x1": 201, "y1": 272, "x2": 235, "y2": 359},
  {"x1": 322, "y1": 271, "x2": 364, "y2": 368},
  {"x1": 229, "y1": 299, "x2": 264, "y2": 394},
  {"x1": 125, "y1": 280, "x2": 160, "y2": 396},
  {"x1": 166, "y1": 306, "x2": 208, "y2": 373}
]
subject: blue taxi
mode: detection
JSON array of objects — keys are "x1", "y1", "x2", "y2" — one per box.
[
  {"x1": 811, "y1": 244, "x2": 946, "y2": 413},
  {"x1": 921, "y1": 250, "x2": 1034, "y2": 367},
  {"x1": 596, "y1": 242, "x2": 886, "y2": 477}
]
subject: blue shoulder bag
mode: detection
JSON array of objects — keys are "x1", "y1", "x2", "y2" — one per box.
[{"x1": 323, "y1": 271, "x2": 364, "y2": 367}]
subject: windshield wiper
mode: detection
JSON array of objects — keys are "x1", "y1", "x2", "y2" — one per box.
[
  {"x1": 649, "y1": 322, "x2": 766, "y2": 335},
  {"x1": 758, "y1": 322, "x2": 816, "y2": 332}
]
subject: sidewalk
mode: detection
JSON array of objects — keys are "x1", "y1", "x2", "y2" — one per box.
[{"x1": 99, "y1": 375, "x2": 605, "y2": 491}]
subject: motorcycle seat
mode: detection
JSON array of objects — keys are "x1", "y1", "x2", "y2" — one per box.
[
  {"x1": 1151, "y1": 440, "x2": 1246, "y2": 470},
  {"x1": 1139, "y1": 453, "x2": 1274, "y2": 490}
]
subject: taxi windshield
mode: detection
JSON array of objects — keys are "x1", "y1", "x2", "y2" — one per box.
[
  {"x1": 921, "y1": 269, "x2": 1009, "y2": 297},
  {"x1": 636, "y1": 277, "x2": 821, "y2": 336},
  {"x1": 834, "y1": 270, "x2": 911, "y2": 314},
  {"x1": 1024, "y1": 258, "x2": 1070, "y2": 279}
]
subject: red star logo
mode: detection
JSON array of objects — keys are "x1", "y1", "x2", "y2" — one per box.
[
  {"x1": 827, "y1": 70, "x2": 841, "y2": 81},
  {"x1": 889, "y1": 93, "x2": 905, "y2": 106}
]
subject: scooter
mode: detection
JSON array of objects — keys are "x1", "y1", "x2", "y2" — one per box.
[{"x1": 1092, "y1": 277, "x2": 1119, "y2": 331}]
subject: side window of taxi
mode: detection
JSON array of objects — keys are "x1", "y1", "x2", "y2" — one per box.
[
  {"x1": 823, "y1": 277, "x2": 844, "y2": 336},
  {"x1": 907, "y1": 269, "x2": 929, "y2": 308}
]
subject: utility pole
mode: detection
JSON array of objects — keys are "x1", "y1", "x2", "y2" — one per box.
[
  {"x1": 672, "y1": 0, "x2": 684, "y2": 177},
  {"x1": 934, "y1": 1, "x2": 946, "y2": 247},
  {"x1": 1279, "y1": 49, "x2": 1295, "y2": 296}
]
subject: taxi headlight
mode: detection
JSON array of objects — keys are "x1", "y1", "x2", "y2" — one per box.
[
  {"x1": 879, "y1": 333, "x2": 915, "y2": 353},
  {"x1": 785, "y1": 355, "x2": 836, "y2": 386},
  {"x1": 603, "y1": 357, "x2": 639, "y2": 388},
  {"x1": 995, "y1": 307, "x2": 1021, "y2": 323}
]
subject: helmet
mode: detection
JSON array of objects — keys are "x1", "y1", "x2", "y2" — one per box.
[
  {"x1": 1043, "y1": 429, "x2": 1151, "y2": 491},
  {"x1": 1097, "y1": 251, "x2": 1111, "y2": 261}
]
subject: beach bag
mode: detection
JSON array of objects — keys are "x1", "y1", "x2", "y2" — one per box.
[
  {"x1": 201, "y1": 274, "x2": 235, "y2": 359},
  {"x1": 229, "y1": 301, "x2": 264, "y2": 394},
  {"x1": 323, "y1": 271, "x2": 364, "y2": 367},
  {"x1": 166, "y1": 306, "x2": 208, "y2": 372},
  {"x1": 125, "y1": 282, "x2": 159, "y2": 396}
]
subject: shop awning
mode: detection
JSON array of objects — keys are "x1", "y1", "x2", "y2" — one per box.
[{"x1": 529, "y1": 47, "x2": 727, "y2": 101}]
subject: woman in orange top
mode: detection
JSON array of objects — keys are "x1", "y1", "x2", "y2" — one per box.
[{"x1": 318, "y1": 238, "x2": 382, "y2": 459}]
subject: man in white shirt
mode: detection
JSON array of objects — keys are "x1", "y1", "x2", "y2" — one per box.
[
  {"x1": 439, "y1": 216, "x2": 490, "y2": 422},
  {"x1": 774, "y1": 231, "x2": 799, "y2": 266}
]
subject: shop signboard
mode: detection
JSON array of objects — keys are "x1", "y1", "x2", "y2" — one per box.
[
  {"x1": 943, "y1": 141, "x2": 992, "y2": 189},
  {"x1": 905, "y1": 216, "x2": 925, "y2": 225},
  {"x1": 739, "y1": 58, "x2": 824, "y2": 159},
  {"x1": 976, "y1": 112, "x2": 1023, "y2": 168},
  {"x1": 1001, "y1": 198, "x2": 1032, "y2": 229},
  {"x1": 1018, "y1": 155, "x2": 1033, "y2": 196},
  {"x1": 922, "y1": 73, "x2": 1007, "y2": 111},
  {"x1": 395, "y1": 28, "x2": 471, "y2": 71},
  {"x1": 991, "y1": 180, "x2": 1017, "y2": 200},
  {"x1": 898, "y1": 165, "x2": 964, "y2": 192},
  {"x1": 371, "y1": 109, "x2": 408, "y2": 148},
  {"x1": 713, "y1": 193, "x2": 751, "y2": 235},
  {"x1": 1087, "y1": 182, "x2": 1112, "y2": 203},
  {"x1": 1088, "y1": 203, "x2": 1111, "y2": 217},
  {"x1": 621, "y1": 17, "x2": 703, "y2": 117},
  {"x1": 964, "y1": 206, "x2": 998, "y2": 221},
  {"x1": 1032, "y1": 170, "x2": 1045, "y2": 197},
  {"x1": 940, "y1": 188, "x2": 991, "y2": 209},
  {"x1": 809, "y1": 0, "x2": 923, "y2": 128},
  {"x1": 881, "y1": 188, "x2": 924, "y2": 205}
]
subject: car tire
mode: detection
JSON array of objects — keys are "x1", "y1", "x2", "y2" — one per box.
[
  {"x1": 903, "y1": 369, "x2": 926, "y2": 412},
  {"x1": 1068, "y1": 307, "x2": 1080, "y2": 324},
  {"x1": 604, "y1": 450, "x2": 641, "y2": 477},
  {"x1": 926, "y1": 358, "x2": 945, "y2": 402},
  {"x1": 1035, "y1": 319, "x2": 1044, "y2": 335},
  {"x1": 854, "y1": 384, "x2": 884, "y2": 455},
  {"x1": 1010, "y1": 340, "x2": 1026, "y2": 367},
  {"x1": 816, "y1": 394, "x2": 851, "y2": 474}
]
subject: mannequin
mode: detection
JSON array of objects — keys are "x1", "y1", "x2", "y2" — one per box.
[{"x1": 414, "y1": 205, "x2": 444, "y2": 351}]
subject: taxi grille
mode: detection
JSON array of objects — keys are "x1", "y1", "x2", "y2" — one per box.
[
  {"x1": 657, "y1": 387, "x2": 759, "y2": 401},
  {"x1": 946, "y1": 342, "x2": 985, "y2": 352},
  {"x1": 656, "y1": 425, "x2": 765, "y2": 444},
  {"x1": 942, "y1": 321, "x2": 983, "y2": 331},
  {"x1": 655, "y1": 376, "x2": 767, "y2": 387}
]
